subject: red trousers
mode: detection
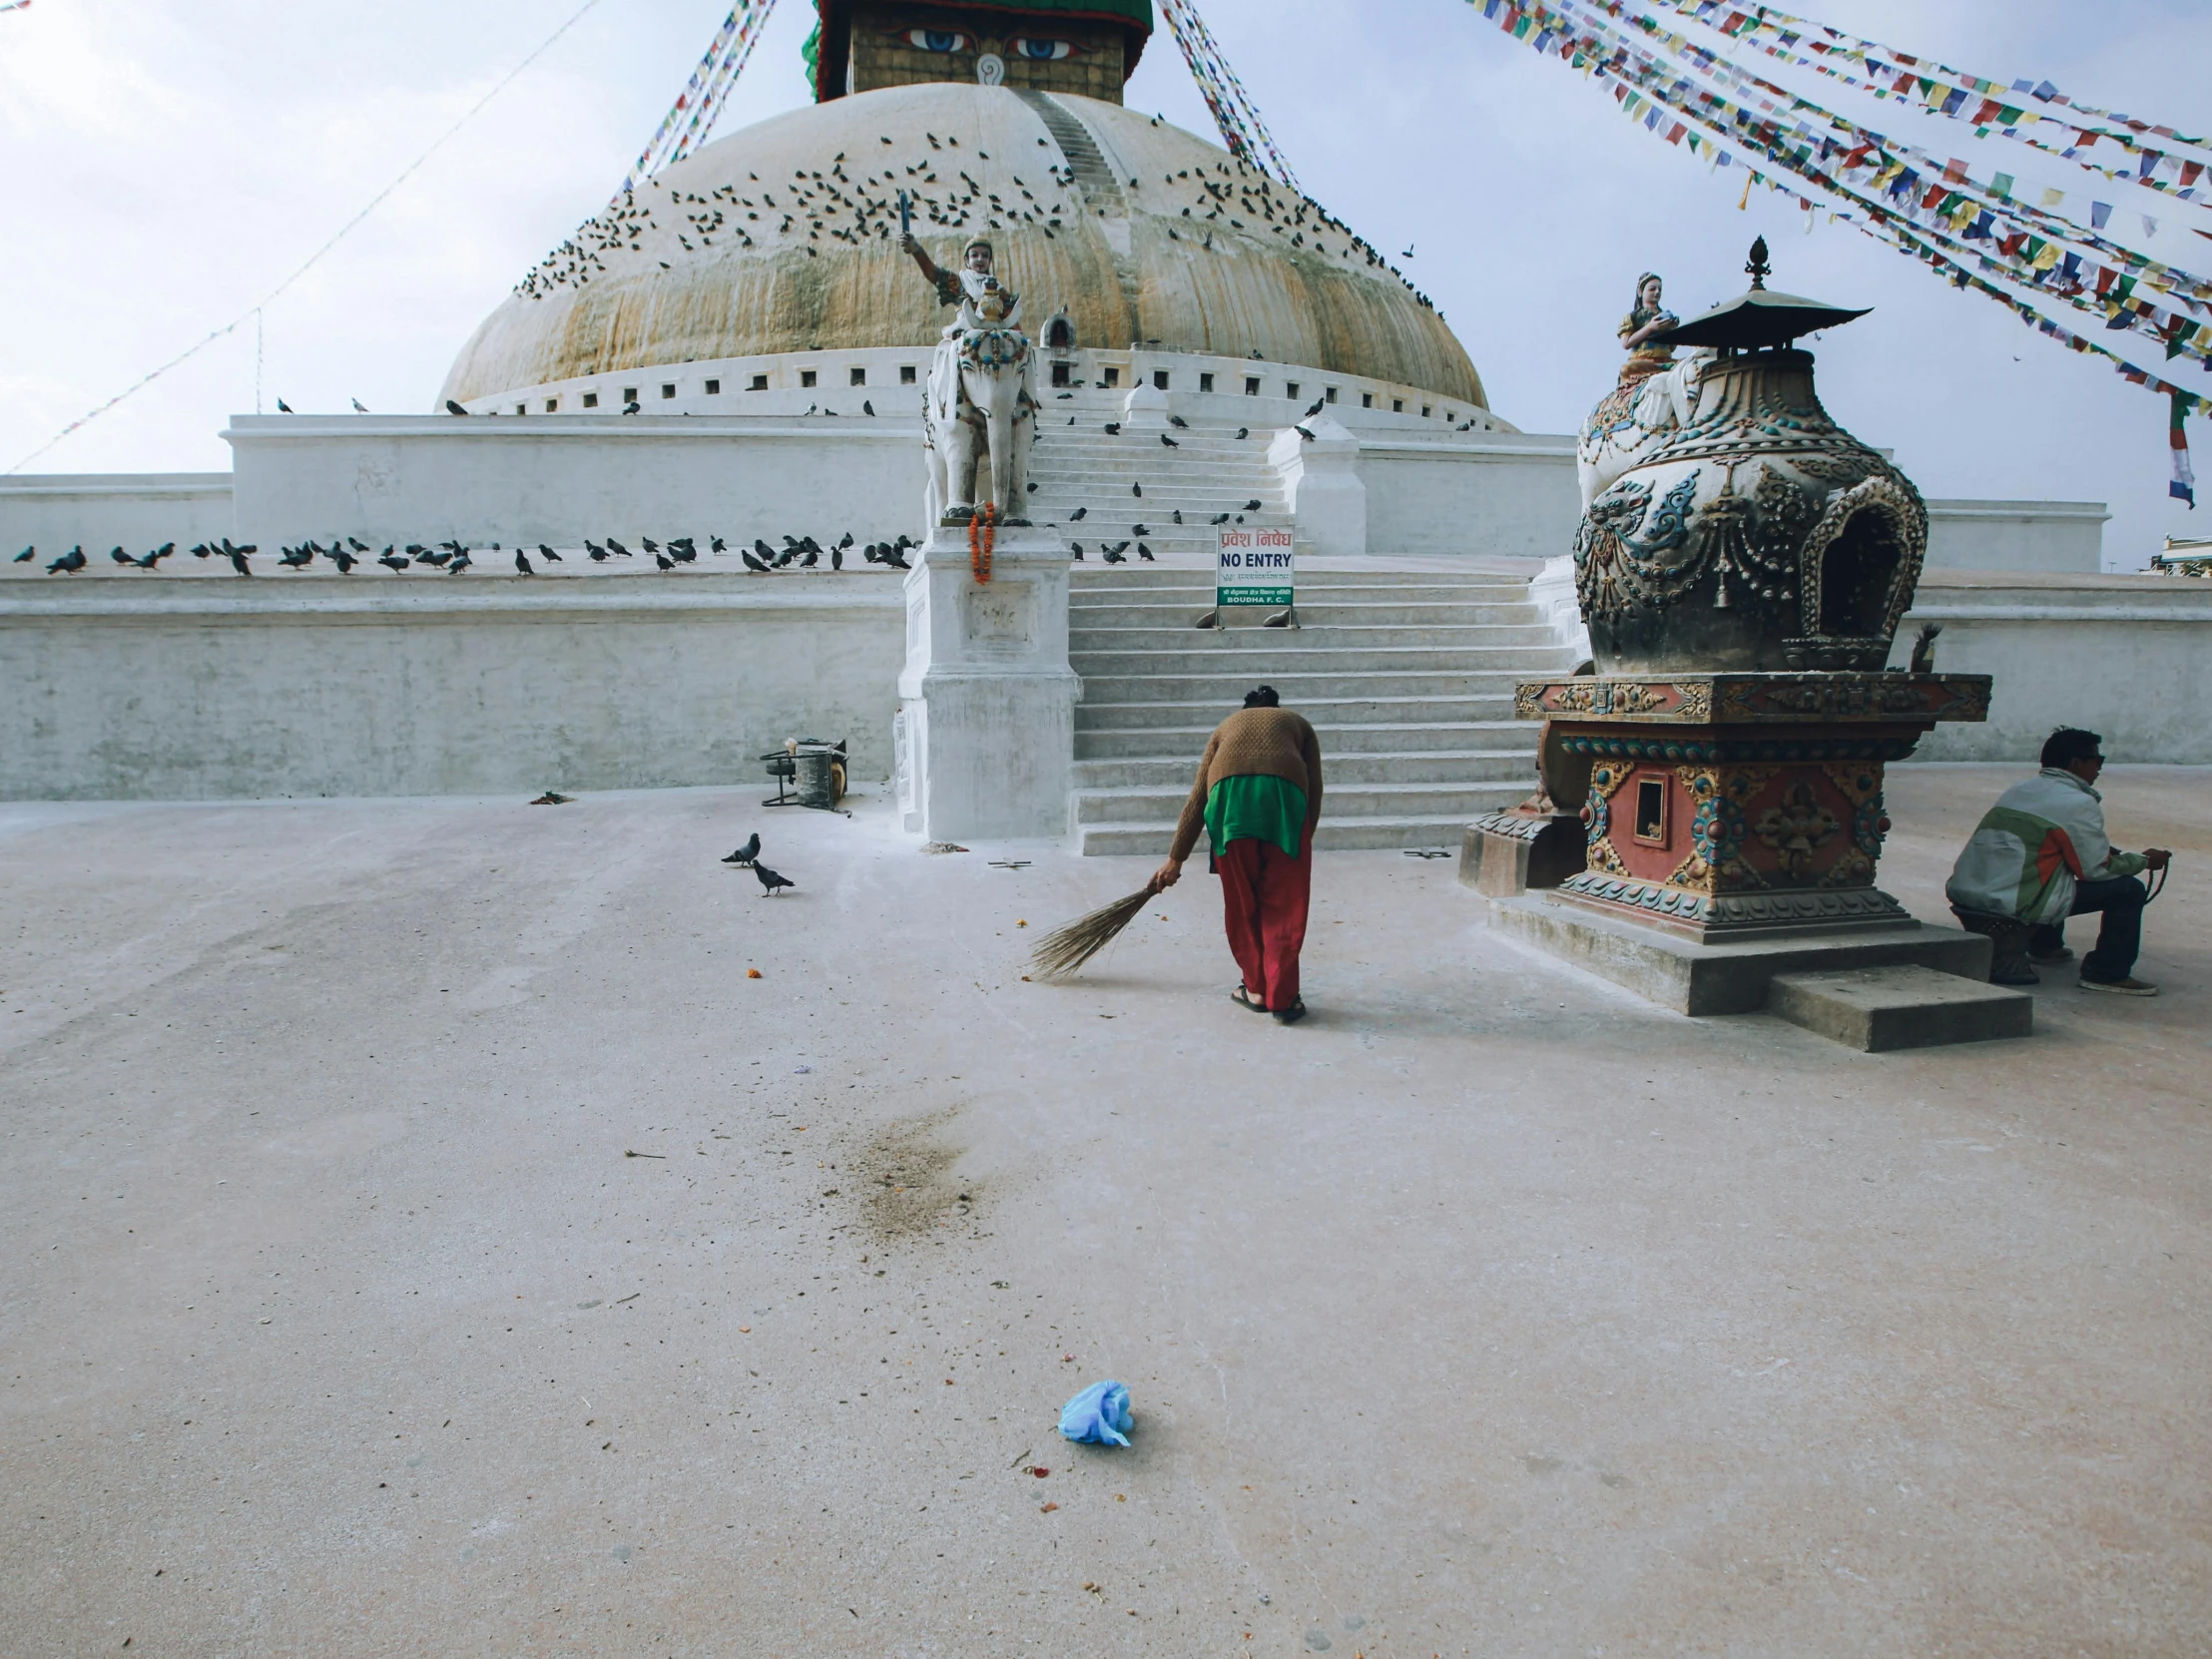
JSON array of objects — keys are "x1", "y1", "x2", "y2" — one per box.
[{"x1": 1215, "y1": 833, "x2": 1312, "y2": 1011}]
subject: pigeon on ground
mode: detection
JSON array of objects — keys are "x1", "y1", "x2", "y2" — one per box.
[
  {"x1": 1131, "y1": 482, "x2": 1142, "y2": 497},
  {"x1": 1242, "y1": 499, "x2": 1263, "y2": 512},
  {"x1": 538, "y1": 544, "x2": 562, "y2": 562},
  {"x1": 11, "y1": 546, "x2": 33, "y2": 563},
  {"x1": 1136, "y1": 543, "x2": 1155, "y2": 561},
  {"x1": 48, "y1": 545, "x2": 87, "y2": 573},
  {"x1": 1068, "y1": 506, "x2": 1087, "y2": 521},
  {"x1": 1101, "y1": 543, "x2": 1127, "y2": 564},
  {"x1": 642, "y1": 537, "x2": 659, "y2": 554},
  {"x1": 351, "y1": 398, "x2": 369, "y2": 413},
  {"x1": 607, "y1": 538, "x2": 631, "y2": 557},
  {"x1": 711, "y1": 536, "x2": 727, "y2": 553},
  {"x1": 587, "y1": 543, "x2": 610, "y2": 563},
  {"x1": 1302, "y1": 395, "x2": 1327, "y2": 419},
  {"x1": 1131, "y1": 524, "x2": 1151, "y2": 536},
  {"x1": 830, "y1": 544, "x2": 843, "y2": 571},
  {"x1": 862, "y1": 400, "x2": 875, "y2": 416},
  {"x1": 753, "y1": 862, "x2": 796, "y2": 895},
  {"x1": 1103, "y1": 422, "x2": 1121, "y2": 435},
  {"x1": 226, "y1": 548, "x2": 253, "y2": 576},
  {"x1": 276, "y1": 398, "x2": 294, "y2": 413},
  {"x1": 1210, "y1": 512, "x2": 1231, "y2": 525},
  {"x1": 377, "y1": 551, "x2": 410, "y2": 571},
  {"x1": 515, "y1": 549, "x2": 536, "y2": 576},
  {"x1": 1235, "y1": 426, "x2": 1250, "y2": 440},
  {"x1": 722, "y1": 832, "x2": 761, "y2": 866},
  {"x1": 445, "y1": 399, "x2": 468, "y2": 416},
  {"x1": 655, "y1": 552, "x2": 674, "y2": 570},
  {"x1": 327, "y1": 547, "x2": 357, "y2": 574},
  {"x1": 624, "y1": 401, "x2": 642, "y2": 415},
  {"x1": 110, "y1": 547, "x2": 136, "y2": 566},
  {"x1": 1160, "y1": 433, "x2": 1178, "y2": 447},
  {"x1": 348, "y1": 537, "x2": 370, "y2": 553},
  {"x1": 742, "y1": 548, "x2": 769, "y2": 572},
  {"x1": 1168, "y1": 414, "x2": 1190, "y2": 428},
  {"x1": 1295, "y1": 424, "x2": 1317, "y2": 442},
  {"x1": 1070, "y1": 542, "x2": 1084, "y2": 560},
  {"x1": 1172, "y1": 510, "x2": 1183, "y2": 524},
  {"x1": 800, "y1": 547, "x2": 818, "y2": 568}
]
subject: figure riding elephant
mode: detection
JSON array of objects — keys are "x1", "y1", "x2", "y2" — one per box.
[{"x1": 904, "y1": 234, "x2": 1037, "y2": 526}]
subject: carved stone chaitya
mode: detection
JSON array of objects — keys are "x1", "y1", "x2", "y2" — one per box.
[
  {"x1": 1501, "y1": 244, "x2": 1988, "y2": 946},
  {"x1": 1569, "y1": 240, "x2": 1924, "y2": 675}
]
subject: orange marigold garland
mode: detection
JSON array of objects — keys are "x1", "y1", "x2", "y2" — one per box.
[{"x1": 968, "y1": 500, "x2": 997, "y2": 585}]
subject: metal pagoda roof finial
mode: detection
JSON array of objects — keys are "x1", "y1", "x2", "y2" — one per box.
[{"x1": 1746, "y1": 237, "x2": 1772, "y2": 290}]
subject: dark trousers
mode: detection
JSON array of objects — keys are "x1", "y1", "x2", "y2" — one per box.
[{"x1": 2029, "y1": 873, "x2": 2147, "y2": 983}]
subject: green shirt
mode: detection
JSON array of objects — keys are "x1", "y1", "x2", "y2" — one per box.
[{"x1": 1205, "y1": 775, "x2": 1308, "y2": 861}]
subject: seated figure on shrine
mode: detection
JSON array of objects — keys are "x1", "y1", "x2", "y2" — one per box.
[{"x1": 1616, "y1": 272, "x2": 1679, "y2": 386}]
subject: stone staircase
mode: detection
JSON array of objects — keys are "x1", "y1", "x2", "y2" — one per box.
[
  {"x1": 1070, "y1": 564, "x2": 1576, "y2": 854},
  {"x1": 1025, "y1": 389, "x2": 1291, "y2": 562}
]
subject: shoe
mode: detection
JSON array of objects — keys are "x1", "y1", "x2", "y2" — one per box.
[
  {"x1": 1991, "y1": 967, "x2": 2040, "y2": 986},
  {"x1": 1231, "y1": 985, "x2": 1268, "y2": 1014},
  {"x1": 2028, "y1": 946, "x2": 2074, "y2": 964},
  {"x1": 1272, "y1": 998, "x2": 1307, "y2": 1024},
  {"x1": 2079, "y1": 976, "x2": 2158, "y2": 996}
]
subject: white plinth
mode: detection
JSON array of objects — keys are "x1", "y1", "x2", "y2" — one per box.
[
  {"x1": 895, "y1": 526, "x2": 1078, "y2": 840},
  {"x1": 1269, "y1": 412, "x2": 1367, "y2": 557}
]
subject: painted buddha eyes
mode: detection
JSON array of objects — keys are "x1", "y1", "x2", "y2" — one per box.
[
  {"x1": 1008, "y1": 37, "x2": 1078, "y2": 60},
  {"x1": 904, "y1": 28, "x2": 971, "y2": 53}
]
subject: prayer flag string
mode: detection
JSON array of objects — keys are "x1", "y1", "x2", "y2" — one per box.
[
  {"x1": 6, "y1": 0, "x2": 608, "y2": 474},
  {"x1": 620, "y1": 0, "x2": 781, "y2": 198},
  {"x1": 1467, "y1": 0, "x2": 2211, "y2": 422},
  {"x1": 1157, "y1": 0, "x2": 1301, "y2": 194},
  {"x1": 1631, "y1": 0, "x2": 2212, "y2": 185}
]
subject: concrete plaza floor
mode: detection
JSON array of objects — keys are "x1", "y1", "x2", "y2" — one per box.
[{"x1": 3, "y1": 765, "x2": 2208, "y2": 1658}]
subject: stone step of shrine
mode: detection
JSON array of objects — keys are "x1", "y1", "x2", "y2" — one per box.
[
  {"x1": 1025, "y1": 391, "x2": 1292, "y2": 559},
  {"x1": 1069, "y1": 564, "x2": 1576, "y2": 855}
]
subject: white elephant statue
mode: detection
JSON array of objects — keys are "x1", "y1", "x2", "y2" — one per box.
[{"x1": 1576, "y1": 354, "x2": 1706, "y2": 508}]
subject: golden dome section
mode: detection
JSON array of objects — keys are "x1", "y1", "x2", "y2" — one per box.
[{"x1": 439, "y1": 83, "x2": 1484, "y2": 409}]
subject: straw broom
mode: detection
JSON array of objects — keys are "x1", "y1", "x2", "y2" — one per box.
[{"x1": 1028, "y1": 886, "x2": 1154, "y2": 980}]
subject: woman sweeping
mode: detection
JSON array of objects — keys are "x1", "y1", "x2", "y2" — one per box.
[{"x1": 1150, "y1": 686, "x2": 1322, "y2": 1024}]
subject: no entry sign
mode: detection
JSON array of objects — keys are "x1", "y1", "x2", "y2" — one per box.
[{"x1": 1216, "y1": 525, "x2": 1294, "y2": 608}]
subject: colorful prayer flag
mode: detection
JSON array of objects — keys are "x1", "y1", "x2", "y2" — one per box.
[{"x1": 2175, "y1": 392, "x2": 2197, "y2": 507}]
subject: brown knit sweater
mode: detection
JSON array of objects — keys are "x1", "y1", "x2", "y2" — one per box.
[{"x1": 1168, "y1": 707, "x2": 1324, "y2": 861}]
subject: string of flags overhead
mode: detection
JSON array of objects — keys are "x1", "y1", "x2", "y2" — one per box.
[
  {"x1": 1157, "y1": 0, "x2": 1301, "y2": 194},
  {"x1": 621, "y1": 0, "x2": 782, "y2": 198},
  {"x1": 1638, "y1": 0, "x2": 2212, "y2": 191},
  {"x1": 1468, "y1": 0, "x2": 2204, "y2": 505}
]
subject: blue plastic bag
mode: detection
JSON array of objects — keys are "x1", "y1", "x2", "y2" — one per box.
[{"x1": 1059, "y1": 1380, "x2": 1133, "y2": 1447}]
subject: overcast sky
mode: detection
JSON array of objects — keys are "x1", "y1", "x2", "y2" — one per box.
[{"x1": 3, "y1": 0, "x2": 2206, "y2": 566}]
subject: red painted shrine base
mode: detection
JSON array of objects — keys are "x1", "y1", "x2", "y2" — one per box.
[{"x1": 1511, "y1": 672, "x2": 1991, "y2": 944}]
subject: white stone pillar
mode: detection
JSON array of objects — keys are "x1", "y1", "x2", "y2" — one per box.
[
  {"x1": 1270, "y1": 412, "x2": 1367, "y2": 558},
  {"x1": 896, "y1": 526, "x2": 1079, "y2": 840}
]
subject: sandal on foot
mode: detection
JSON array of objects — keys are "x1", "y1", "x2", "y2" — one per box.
[
  {"x1": 1231, "y1": 986, "x2": 1269, "y2": 1013},
  {"x1": 1272, "y1": 998, "x2": 1307, "y2": 1025}
]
